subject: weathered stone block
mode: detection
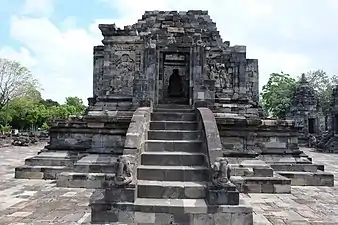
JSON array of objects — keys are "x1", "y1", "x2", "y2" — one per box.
[
  {"x1": 207, "y1": 186, "x2": 239, "y2": 205},
  {"x1": 273, "y1": 184, "x2": 291, "y2": 193}
]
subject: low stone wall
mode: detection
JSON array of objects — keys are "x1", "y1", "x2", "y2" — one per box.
[
  {"x1": 89, "y1": 107, "x2": 152, "y2": 221},
  {"x1": 215, "y1": 114, "x2": 299, "y2": 156},
  {"x1": 47, "y1": 112, "x2": 134, "y2": 154},
  {"x1": 91, "y1": 205, "x2": 253, "y2": 225},
  {"x1": 196, "y1": 108, "x2": 223, "y2": 165},
  {"x1": 124, "y1": 107, "x2": 152, "y2": 155},
  {"x1": 123, "y1": 106, "x2": 152, "y2": 186},
  {"x1": 196, "y1": 108, "x2": 242, "y2": 206}
]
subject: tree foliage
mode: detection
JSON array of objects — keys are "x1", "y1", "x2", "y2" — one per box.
[
  {"x1": 261, "y1": 72, "x2": 297, "y2": 119},
  {"x1": 0, "y1": 58, "x2": 87, "y2": 131},
  {"x1": 65, "y1": 96, "x2": 86, "y2": 114},
  {"x1": 0, "y1": 58, "x2": 40, "y2": 110},
  {"x1": 261, "y1": 70, "x2": 338, "y2": 119},
  {"x1": 0, "y1": 96, "x2": 86, "y2": 131},
  {"x1": 303, "y1": 70, "x2": 338, "y2": 114}
]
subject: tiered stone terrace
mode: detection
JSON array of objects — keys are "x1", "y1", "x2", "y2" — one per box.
[
  {"x1": 12, "y1": 10, "x2": 335, "y2": 224},
  {"x1": 1, "y1": 144, "x2": 338, "y2": 224}
]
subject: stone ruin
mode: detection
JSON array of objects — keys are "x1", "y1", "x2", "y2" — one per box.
[
  {"x1": 286, "y1": 74, "x2": 325, "y2": 146},
  {"x1": 317, "y1": 85, "x2": 338, "y2": 152},
  {"x1": 14, "y1": 11, "x2": 334, "y2": 225}
]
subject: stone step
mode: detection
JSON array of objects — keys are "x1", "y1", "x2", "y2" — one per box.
[
  {"x1": 57, "y1": 172, "x2": 115, "y2": 188},
  {"x1": 150, "y1": 121, "x2": 198, "y2": 130},
  {"x1": 153, "y1": 108, "x2": 195, "y2": 113},
  {"x1": 137, "y1": 165, "x2": 209, "y2": 182},
  {"x1": 151, "y1": 112, "x2": 196, "y2": 121},
  {"x1": 137, "y1": 180, "x2": 207, "y2": 199},
  {"x1": 148, "y1": 130, "x2": 200, "y2": 140},
  {"x1": 73, "y1": 154, "x2": 117, "y2": 173},
  {"x1": 231, "y1": 176, "x2": 291, "y2": 193},
  {"x1": 74, "y1": 163, "x2": 116, "y2": 173},
  {"x1": 145, "y1": 140, "x2": 203, "y2": 152},
  {"x1": 278, "y1": 171, "x2": 334, "y2": 186},
  {"x1": 90, "y1": 198, "x2": 253, "y2": 224},
  {"x1": 141, "y1": 151, "x2": 206, "y2": 166},
  {"x1": 134, "y1": 198, "x2": 210, "y2": 214},
  {"x1": 156, "y1": 104, "x2": 193, "y2": 109},
  {"x1": 15, "y1": 165, "x2": 69, "y2": 180},
  {"x1": 36, "y1": 151, "x2": 78, "y2": 159},
  {"x1": 25, "y1": 158, "x2": 75, "y2": 167},
  {"x1": 231, "y1": 166, "x2": 274, "y2": 177},
  {"x1": 270, "y1": 163, "x2": 319, "y2": 172},
  {"x1": 134, "y1": 198, "x2": 208, "y2": 213}
]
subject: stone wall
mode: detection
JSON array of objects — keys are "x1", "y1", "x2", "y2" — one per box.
[
  {"x1": 286, "y1": 74, "x2": 324, "y2": 144},
  {"x1": 48, "y1": 116, "x2": 131, "y2": 154},
  {"x1": 93, "y1": 10, "x2": 259, "y2": 106},
  {"x1": 93, "y1": 46, "x2": 104, "y2": 97},
  {"x1": 246, "y1": 59, "x2": 259, "y2": 103},
  {"x1": 216, "y1": 115, "x2": 299, "y2": 156},
  {"x1": 96, "y1": 27, "x2": 144, "y2": 98},
  {"x1": 317, "y1": 85, "x2": 338, "y2": 152}
]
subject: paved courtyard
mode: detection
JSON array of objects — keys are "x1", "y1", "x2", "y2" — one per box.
[{"x1": 0, "y1": 144, "x2": 337, "y2": 225}]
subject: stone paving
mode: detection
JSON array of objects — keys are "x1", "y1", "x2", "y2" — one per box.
[
  {"x1": 0, "y1": 145, "x2": 337, "y2": 225},
  {"x1": 242, "y1": 147, "x2": 338, "y2": 225},
  {"x1": 0, "y1": 144, "x2": 93, "y2": 225}
]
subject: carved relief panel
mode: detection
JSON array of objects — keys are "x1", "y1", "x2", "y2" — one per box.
[
  {"x1": 206, "y1": 59, "x2": 233, "y2": 93},
  {"x1": 110, "y1": 53, "x2": 135, "y2": 96},
  {"x1": 93, "y1": 56, "x2": 104, "y2": 97},
  {"x1": 103, "y1": 43, "x2": 142, "y2": 97}
]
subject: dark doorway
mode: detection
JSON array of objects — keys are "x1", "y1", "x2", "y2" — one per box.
[
  {"x1": 308, "y1": 118, "x2": 316, "y2": 134},
  {"x1": 325, "y1": 115, "x2": 328, "y2": 131},
  {"x1": 335, "y1": 115, "x2": 338, "y2": 134},
  {"x1": 159, "y1": 52, "x2": 190, "y2": 104},
  {"x1": 168, "y1": 69, "x2": 184, "y2": 98}
]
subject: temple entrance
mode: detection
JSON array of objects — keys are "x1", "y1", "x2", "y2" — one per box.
[
  {"x1": 168, "y1": 69, "x2": 184, "y2": 98},
  {"x1": 335, "y1": 114, "x2": 338, "y2": 134},
  {"x1": 308, "y1": 118, "x2": 316, "y2": 134},
  {"x1": 158, "y1": 51, "x2": 190, "y2": 104}
]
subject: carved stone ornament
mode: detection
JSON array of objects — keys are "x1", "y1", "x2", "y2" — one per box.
[
  {"x1": 168, "y1": 34, "x2": 176, "y2": 45},
  {"x1": 211, "y1": 157, "x2": 232, "y2": 187},
  {"x1": 110, "y1": 54, "x2": 135, "y2": 95},
  {"x1": 114, "y1": 156, "x2": 133, "y2": 186}
]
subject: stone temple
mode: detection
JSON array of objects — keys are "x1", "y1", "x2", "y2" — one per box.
[
  {"x1": 286, "y1": 74, "x2": 325, "y2": 145},
  {"x1": 317, "y1": 85, "x2": 338, "y2": 152},
  {"x1": 15, "y1": 11, "x2": 334, "y2": 225}
]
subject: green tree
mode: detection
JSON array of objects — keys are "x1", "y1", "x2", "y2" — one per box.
[
  {"x1": 303, "y1": 70, "x2": 338, "y2": 114},
  {"x1": 40, "y1": 99, "x2": 59, "y2": 108},
  {"x1": 2, "y1": 96, "x2": 48, "y2": 130},
  {"x1": 0, "y1": 58, "x2": 40, "y2": 110},
  {"x1": 6, "y1": 97, "x2": 37, "y2": 130},
  {"x1": 261, "y1": 72, "x2": 297, "y2": 119},
  {"x1": 0, "y1": 93, "x2": 86, "y2": 130},
  {"x1": 65, "y1": 96, "x2": 85, "y2": 115},
  {"x1": 41, "y1": 122, "x2": 50, "y2": 131}
]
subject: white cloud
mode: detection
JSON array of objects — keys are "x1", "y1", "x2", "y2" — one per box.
[
  {"x1": 21, "y1": 0, "x2": 54, "y2": 16},
  {"x1": 251, "y1": 48, "x2": 311, "y2": 88},
  {"x1": 1, "y1": 0, "x2": 338, "y2": 103},
  {"x1": 0, "y1": 46, "x2": 37, "y2": 68},
  {"x1": 0, "y1": 16, "x2": 103, "y2": 103},
  {"x1": 101, "y1": 0, "x2": 313, "y2": 87}
]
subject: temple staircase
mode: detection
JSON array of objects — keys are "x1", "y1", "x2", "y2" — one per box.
[
  {"x1": 91, "y1": 104, "x2": 211, "y2": 223},
  {"x1": 90, "y1": 104, "x2": 252, "y2": 224},
  {"x1": 137, "y1": 104, "x2": 208, "y2": 202}
]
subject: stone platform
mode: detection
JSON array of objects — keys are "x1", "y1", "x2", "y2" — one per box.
[
  {"x1": 90, "y1": 195, "x2": 253, "y2": 224},
  {"x1": 1, "y1": 144, "x2": 338, "y2": 224}
]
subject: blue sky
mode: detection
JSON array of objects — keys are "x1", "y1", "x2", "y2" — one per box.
[{"x1": 1, "y1": 0, "x2": 338, "y2": 103}]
